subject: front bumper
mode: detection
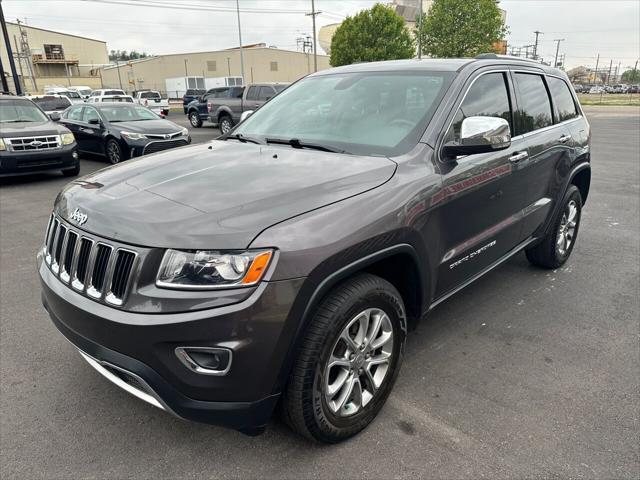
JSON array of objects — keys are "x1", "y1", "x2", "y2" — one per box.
[
  {"x1": 0, "y1": 144, "x2": 78, "y2": 176},
  {"x1": 39, "y1": 260, "x2": 305, "y2": 433}
]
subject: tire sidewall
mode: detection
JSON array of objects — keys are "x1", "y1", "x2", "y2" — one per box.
[
  {"x1": 552, "y1": 186, "x2": 583, "y2": 264},
  {"x1": 219, "y1": 116, "x2": 233, "y2": 134},
  {"x1": 189, "y1": 111, "x2": 201, "y2": 127},
  {"x1": 311, "y1": 285, "x2": 406, "y2": 440},
  {"x1": 106, "y1": 139, "x2": 122, "y2": 164}
]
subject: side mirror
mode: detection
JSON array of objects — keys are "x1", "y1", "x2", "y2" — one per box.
[
  {"x1": 240, "y1": 110, "x2": 254, "y2": 122},
  {"x1": 442, "y1": 116, "x2": 511, "y2": 159},
  {"x1": 88, "y1": 118, "x2": 102, "y2": 126},
  {"x1": 48, "y1": 112, "x2": 61, "y2": 121}
]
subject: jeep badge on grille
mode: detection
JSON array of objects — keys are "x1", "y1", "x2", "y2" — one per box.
[{"x1": 70, "y1": 208, "x2": 88, "y2": 226}]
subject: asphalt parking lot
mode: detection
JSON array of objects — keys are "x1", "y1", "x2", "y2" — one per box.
[{"x1": 1, "y1": 106, "x2": 638, "y2": 479}]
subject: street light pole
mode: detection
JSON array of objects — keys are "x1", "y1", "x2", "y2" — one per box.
[
  {"x1": 417, "y1": 0, "x2": 423, "y2": 59},
  {"x1": 533, "y1": 30, "x2": 543, "y2": 60},
  {"x1": 235, "y1": 0, "x2": 245, "y2": 83},
  {"x1": 305, "y1": 0, "x2": 321, "y2": 72},
  {"x1": 0, "y1": 0, "x2": 22, "y2": 94},
  {"x1": 553, "y1": 38, "x2": 564, "y2": 68}
]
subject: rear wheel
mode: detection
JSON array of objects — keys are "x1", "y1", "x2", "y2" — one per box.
[
  {"x1": 526, "y1": 185, "x2": 583, "y2": 269},
  {"x1": 282, "y1": 273, "x2": 406, "y2": 443},
  {"x1": 219, "y1": 115, "x2": 234, "y2": 135},
  {"x1": 105, "y1": 139, "x2": 123, "y2": 164},
  {"x1": 189, "y1": 111, "x2": 202, "y2": 128}
]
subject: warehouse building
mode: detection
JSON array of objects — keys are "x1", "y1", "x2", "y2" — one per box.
[
  {"x1": 1, "y1": 21, "x2": 108, "y2": 94},
  {"x1": 100, "y1": 45, "x2": 331, "y2": 97}
]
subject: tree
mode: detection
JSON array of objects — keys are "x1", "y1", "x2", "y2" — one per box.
[
  {"x1": 415, "y1": 0, "x2": 508, "y2": 58},
  {"x1": 621, "y1": 68, "x2": 640, "y2": 83},
  {"x1": 567, "y1": 66, "x2": 589, "y2": 84},
  {"x1": 330, "y1": 3, "x2": 415, "y2": 67}
]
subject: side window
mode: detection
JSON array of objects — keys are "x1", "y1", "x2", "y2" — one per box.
[
  {"x1": 258, "y1": 86, "x2": 274, "y2": 101},
  {"x1": 547, "y1": 77, "x2": 579, "y2": 122},
  {"x1": 214, "y1": 88, "x2": 230, "y2": 98},
  {"x1": 81, "y1": 107, "x2": 100, "y2": 123},
  {"x1": 66, "y1": 106, "x2": 84, "y2": 121},
  {"x1": 513, "y1": 73, "x2": 553, "y2": 134},
  {"x1": 445, "y1": 72, "x2": 512, "y2": 144},
  {"x1": 246, "y1": 86, "x2": 259, "y2": 101}
]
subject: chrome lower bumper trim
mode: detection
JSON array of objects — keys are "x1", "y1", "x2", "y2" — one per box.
[{"x1": 78, "y1": 350, "x2": 175, "y2": 415}]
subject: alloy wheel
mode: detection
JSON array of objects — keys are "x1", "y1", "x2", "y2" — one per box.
[
  {"x1": 556, "y1": 199, "x2": 578, "y2": 256},
  {"x1": 323, "y1": 308, "x2": 394, "y2": 417},
  {"x1": 107, "y1": 142, "x2": 121, "y2": 164}
]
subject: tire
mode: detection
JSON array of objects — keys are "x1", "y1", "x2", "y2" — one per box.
[
  {"x1": 62, "y1": 164, "x2": 80, "y2": 177},
  {"x1": 526, "y1": 185, "x2": 583, "y2": 269},
  {"x1": 105, "y1": 138, "x2": 123, "y2": 164},
  {"x1": 189, "y1": 111, "x2": 202, "y2": 128},
  {"x1": 218, "y1": 115, "x2": 234, "y2": 135},
  {"x1": 282, "y1": 273, "x2": 406, "y2": 443}
]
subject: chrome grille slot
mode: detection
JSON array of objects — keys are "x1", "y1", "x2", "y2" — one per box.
[
  {"x1": 106, "y1": 250, "x2": 136, "y2": 305},
  {"x1": 7, "y1": 135, "x2": 61, "y2": 151},
  {"x1": 60, "y1": 231, "x2": 78, "y2": 282},
  {"x1": 88, "y1": 244, "x2": 112, "y2": 298},
  {"x1": 43, "y1": 214, "x2": 139, "y2": 307},
  {"x1": 52, "y1": 225, "x2": 67, "y2": 273},
  {"x1": 72, "y1": 238, "x2": 93, "y2": 290}
]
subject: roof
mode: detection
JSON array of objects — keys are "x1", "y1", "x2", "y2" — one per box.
[{"x1": 6, "y1": 22, "x2": 106, "y2": 44}]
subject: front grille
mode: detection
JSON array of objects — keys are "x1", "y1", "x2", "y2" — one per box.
[
  {"x1": 143, "y1": 139, "x2": 188, "y2": 155},
  {"x1": 7, "y1": 135, "x2": 61, "y2": 151},
  {"x1": 17, "y1": 158, "x2": 63, "y2": 168},
  {"x1": 43, "y1": 214, "x2": 137, "y2": 306}
]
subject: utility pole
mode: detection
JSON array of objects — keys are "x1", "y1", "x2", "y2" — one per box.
[
  {"x1": 184, "y1": 59, "x2": 188, "y2": 77},
  {"x1": 633, "y1": 59, "x2": 638, "y2": 84},
  {"x1": 553, "y1": 38, "x2": 564, "y2": 68},
  {"x1": 417, "y1": 0, "x2": 423, "y2": 59},
  {"x1": 594, "y1": 53, "x2": 600, "y2": 84},
  {"x1": 305, "y1": 0, "x2": 321, "y2": 72},
  {"x1": 616, "y1": 61, "x2": 621, "y2": 82},
  {"x1": 235, "y1": 0, "x2": 245, "y2": 83},
  {"x1": 0, "y1": 0, "x2": 22, "y2": 94},
  {"x1": 606, "y1": 59, "x2": 613, "y2": 85},
  {"x1": 13, "y1": 35, "x2": 25, "y2": 92},
  {"x1": 533, "y1": 30, "x2": 543, "y2": 60},
  {"x1": 0, "y1": 53, "x2": 9, "y2": 92},
  {"x1": 227, "y1": 57, "x2": 231, "y2": 76}
]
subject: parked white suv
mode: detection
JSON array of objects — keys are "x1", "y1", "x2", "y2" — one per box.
[{"x1": 88, "y1": 89, "x2": 127, "y2": 103}]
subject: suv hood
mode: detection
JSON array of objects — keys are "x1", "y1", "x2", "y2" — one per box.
[
  {"x1": 55, "y1": 140, "x2": 396, "y2": 249},
  {"x1": 0, "y1": 120, "x2": 70, "y2": 136},
  {"x1": 110, "y1": 119, "x2": 182, "y2": 134}
]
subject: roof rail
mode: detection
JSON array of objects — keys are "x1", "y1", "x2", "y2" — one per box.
[{"x1": 475, "y1": 53, "x2": 541, "y2": 64}]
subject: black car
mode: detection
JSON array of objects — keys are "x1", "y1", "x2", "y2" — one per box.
[
  {"x1": 59, "y1": 102, "x2": 191, "y2": 164},
  {"x1": 183, "y1": 88, "x2": 206, "y2": 113},
  {"x1": 0, "y1": 95, "x2": 79, "y2": 177},
  {"x1": 39, "y1": 56, "x2": 591, "y2": 443}
]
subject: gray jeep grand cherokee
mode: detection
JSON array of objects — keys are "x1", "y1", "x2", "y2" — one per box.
[{"x1": 38, "y1": 55, "x2": 591, "y2": 443}]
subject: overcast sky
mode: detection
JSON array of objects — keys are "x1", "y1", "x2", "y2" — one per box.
[{"x1": 3, "y1": 0, "x2": 639, "y2": 71}]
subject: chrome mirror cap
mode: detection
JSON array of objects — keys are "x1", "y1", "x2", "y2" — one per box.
[
  {"x1": 240, "y1": 110, "x2": 254, "y2": 123},
  {"x1": 443, "y1": 116, "x2": 511, "y2": 159}
]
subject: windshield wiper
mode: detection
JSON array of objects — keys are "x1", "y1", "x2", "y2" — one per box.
[
  {"x1": 224, "y1": 133, "x2": 262, "y2": 144},
  {"x1": 265, "y1": 137, "x2": 347, "y2": 154},
  {"x1": 1, "y1": 119, "x2": 35, "y2": 123}
]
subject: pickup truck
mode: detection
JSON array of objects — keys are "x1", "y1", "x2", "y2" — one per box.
[
  {"x1": 206, "y1": 83, "x2": 289, "y2": 134},
  {"x1": 133, "y1": 90, "x2": 170, "y2": 117},
  {"x1": 185, "y1": 86, "x2": 243, "y2": 128}
]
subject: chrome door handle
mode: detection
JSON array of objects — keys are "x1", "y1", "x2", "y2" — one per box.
[
  {"x1": 509, "y1": 151, "x2": 528, "y2": 163},
  {"x1": 559, "y1": 134, "x2": 572, "y2": 144}
]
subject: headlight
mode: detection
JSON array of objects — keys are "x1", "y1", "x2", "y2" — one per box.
[
  {"x1": 156, "y1": 249, "x2": 274, "y2": 289},
  {"x1": 180, "y1": 127, "x2": 188, "y2": 136},
  {"x1": 0, "y1": 138, "x2": 5, "y2": 151},
  {"x1": 60, "y1": 133, "x2": 75, "y2": 145},
  {"x1": 120, "y1": 130, "x2": 146, "y2": 140}
]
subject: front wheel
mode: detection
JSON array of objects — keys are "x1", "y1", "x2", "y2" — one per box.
[
  {"x1": 105, "y1": 139, "x2": 123, "y2": 164},
  {"x1": 218, "y1": 115, "x2": 234, "y2": 135},
  {"x1": 189, "y1": 111, "x2": 202, "y2": 128},
  {"x1": 282, "y1": 273, "x2": 406, "y2": 443},
  {"x1": 526, "y1": 185, "x2": 583, "y2": 269}
]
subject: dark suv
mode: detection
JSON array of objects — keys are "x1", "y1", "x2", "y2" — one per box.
[{"x1": 38, "y1": 56, "x2": 590, "y2": 443}]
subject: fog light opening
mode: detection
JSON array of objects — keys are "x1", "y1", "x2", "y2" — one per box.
[{"x1": 175, "y1": 347, "x2": 232, "y2": 376}]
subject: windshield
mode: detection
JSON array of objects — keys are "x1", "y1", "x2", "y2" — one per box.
[
  {"x1": 0, "y1": 99, "x2": 49, "y2": 123},
  {"x1": 61, "y1": 91, "x2": 81, "y2": 99},
  {"x1": 274, "y1": 85, "x2": 288, "y2": 93},
  {"x1": 234, "y1": 71, "x2": 454, "y2": 156},
  {"x1": 77, "y1": 89, "x2": 92, "y2": 96},
  {"x1": 30, "y1": 96, "x2": 72, "y2": 111},
  {"x1": 98, "y1": 104, "x2": 160, "y2": 122},
  {"x1": 140, "y1": 91, "x2": 161, "y2": 99}
]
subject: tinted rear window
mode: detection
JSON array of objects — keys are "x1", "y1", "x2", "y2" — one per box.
[
  {"x1": 186, "y1": 89, "x2": 205, "y2": 96},
  {"x1": 514, "y1": 73, "x2": 553, "y2": 134},
  {"x1": 140, "y1": 91, "x2": 161, "y2": 99},
  {"x1": 547, "y1": 77, "x2": 579, "y2": 122},
  {"x1": 105, "y1": 90, "x2": 125, "y2": 95},
  {"x1": 31, "y1": 96, "x2": 72, "y2": 111}
]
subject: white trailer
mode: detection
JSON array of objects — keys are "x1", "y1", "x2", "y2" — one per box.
[
  {"x1": 204, "y1": 76, "x2": 244, "y2": 89},
  {"x1": 165, "y1": 76, "x2": 205, "y2": 99}
]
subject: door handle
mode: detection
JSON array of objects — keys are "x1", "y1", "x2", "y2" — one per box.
[
  {"x1": 559, "y1": 134, "x2": 572, "y2": 144},
  {"x1": 509, "y1": 151, "x2": 528, "y2": 163}
]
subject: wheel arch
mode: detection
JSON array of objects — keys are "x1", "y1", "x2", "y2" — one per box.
[{"x1": 571, "y1": 167, "x2": 591, "y2": 205}]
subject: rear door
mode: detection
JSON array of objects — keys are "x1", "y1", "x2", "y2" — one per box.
[
  {"x1": 510, "y1": 71, "x2": 575, "y2": 240},
  {"x1": 433, "y1": 70, "x2": 530, "y2": 297}
]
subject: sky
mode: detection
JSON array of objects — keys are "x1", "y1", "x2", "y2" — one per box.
[{"x1": 3, "y1": 0, "x2": 639, "y2": 72}]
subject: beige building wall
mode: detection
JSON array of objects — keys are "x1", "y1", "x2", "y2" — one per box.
[
  {"x1": 1, "y1": 22, "x2": 108, "y2": 93},
  {"x1": 100, "y1": 48, "x2": 331, "y2": 94}
]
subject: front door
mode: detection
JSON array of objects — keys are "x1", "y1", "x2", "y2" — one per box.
[
  {"x1": 433, "y1": 70, "x2": 530, "y2": 298},
  {"x1": 78, "y1": 106, "x2": 104, "y2": 154}
]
